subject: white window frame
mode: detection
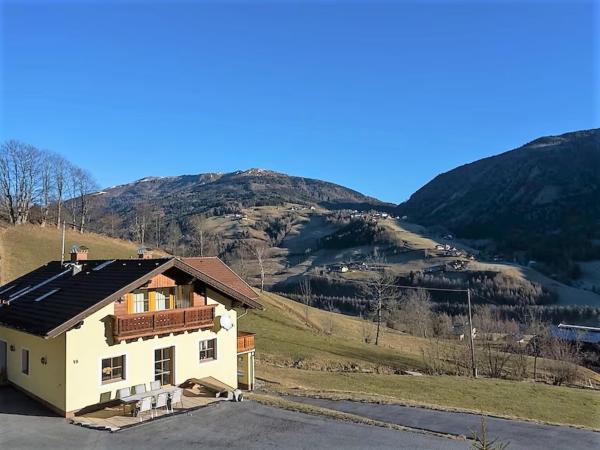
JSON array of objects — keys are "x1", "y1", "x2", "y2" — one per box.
[
  {"x1": 152, "y1": 345, "x2": 176, "y2": 386},
  {"x1": 21, "y1": 347, "x2": 30, "y2": 376},
  {"x1": 155, "y1": 288, "x2": 169, "y2": 311},
  {"x1": 199, "y1": 338, "x2": 217, "y2": 363},
  {"x1": 133, "y1": 290, "x2": 149, "y2": 313},
  {"x1": 100, "y1": 354, "x2": 127, "y2": 385}
]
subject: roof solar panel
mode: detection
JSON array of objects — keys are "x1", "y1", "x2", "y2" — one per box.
[{"x1": 35, "y1": 288, "x2": 61, "y2": 302}]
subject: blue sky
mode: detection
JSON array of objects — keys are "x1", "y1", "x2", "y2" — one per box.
[{"x1": 1, "y1": 0, "x2": 597, "y2": 203}]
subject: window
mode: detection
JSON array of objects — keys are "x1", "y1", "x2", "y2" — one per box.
[
  {"x1": 101, "y1": 355, "x2": 126, "y2": 384},
  {"x1": 199, "y1": 339, "x2": 216, "y2": 362},
  {"x1": 176, "y1": 285, "x2": 191, "y2": 309},
  {"x1": 21, "y1": 349, "x2": 29, "y2": 375},
  {"x1": 155, "y1": 288, "x2": 170, "y2": 311},
  {"x1": 133, "y1": 290, "x2": 149, "y2": 313},
  {"x1": 154, "y1": 347, "x2": 173, "y2": 385}
]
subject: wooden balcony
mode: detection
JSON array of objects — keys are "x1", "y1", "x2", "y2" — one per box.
[
  {"x1": 112, "y1": 305, "x2": 216, "y2": 342},
  {"x1": 237, "y1": 331, "x2": 255, "y2": 353}
]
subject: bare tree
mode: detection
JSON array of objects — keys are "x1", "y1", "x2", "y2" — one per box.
[
  {"x1": 298, "y1": 276, "x2": 312, "y2": 324},
  {"x1": 132, "y1": 202, "x2": 153, "y2": 245},
  {"x1": 70, "y1": 167, "x2": 98, "y2": 233},
  {"x1": 323, "y1": 297, "x2": 336, "y2": 335},
  {"x1": 399, "y1": 289, "x2": 433, "y2": 338},
  {"x1": 153, "y1": 211, "x2": 165, "y2": 248},
  {"x1": 360, "y1": 313, "x2": 376, "y2": 344},
  {"x1": 510, "y1": 343, "x2": 528, "y2": 380},
  {"x1": 165, "y1": 221, "x2": 182, "y2": 254},
  {"x1": 361, "y1": 268, "x2": 399, "y2": 345},
  {"x1": 421, "y1": 337, "x2": 448, "y2": 375},
  {"x1": 229, "y1": 246, "x2": 249, "y2": 282},
  {"x1": 482, "y1": 341, "x2": 512, "y2": 379},
  {"x1": 545, "y1": 337, "x2": 581, "y2": 386},
  {"x1": 38, "y1": 152, "x2": 53, "y2": 227},
  {"x1": 0, "y1": 140, "x2": 41, "y2": 224},
  {"x1": 244, "y1": 241, "x2": 268, "y2": 292},
  {"x1": 189, "y1": 215, "x2": 208, "y2": 256},
  {"x1": 525, "y1": 308, "x2": 547, "y2": 381},
  {"x1": 50, "y1": 153, "x2": 70, "y2": 228}
]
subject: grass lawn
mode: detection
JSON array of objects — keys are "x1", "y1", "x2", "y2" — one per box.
[
  {"x1": 241, "y1": 292, "x2": 426, "y2": 371},
  {"x1": 0, "y1": 224, "x2": 164, "y2": 282},
  {"x1": 242, "y1": 292, "x2": 600, "y2": 429},
  {"x1": 257, "y1": 365, "x2": 600, "y2": 429}
]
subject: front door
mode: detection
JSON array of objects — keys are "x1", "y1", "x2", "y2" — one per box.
[
  {"x1": 154, "y1": 347, "x2": 174, "y2": 385},
  {"x1": 0, "y1": 340, "x2": 7, "y2": 383}
]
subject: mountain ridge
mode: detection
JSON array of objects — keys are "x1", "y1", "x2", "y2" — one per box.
[
  {"x1": 396, "y1": 128, "x2": 600, "y2": 273},
  {"x1": 96, "y1": 167, "x2": 390, "y2": 213}
]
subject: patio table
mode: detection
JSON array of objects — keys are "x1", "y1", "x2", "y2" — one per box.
[{"x1": 120, "y1": 386, "x2": 179, "y2": 415}]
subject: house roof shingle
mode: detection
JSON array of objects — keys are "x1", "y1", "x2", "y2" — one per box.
[
  {"x1": 0, "y1": 257, "x2": 262, "y2": 338},
  {"x1": 181, "y1": 257, "x2": 259, "y2": 300}
]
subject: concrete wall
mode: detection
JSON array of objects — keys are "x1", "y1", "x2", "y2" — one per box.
[
  {"x1": 0, "y1": 326, "x2": 66, "y2": 412},
  {"x1": 64, "y1": 287, "x2": 239, "y2": 413}
]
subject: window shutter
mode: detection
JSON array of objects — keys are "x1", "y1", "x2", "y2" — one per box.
[
  {"x1": 126, "y1": 293, "x2": 134, "y2": 314},
  {"x1": 149, "y1": 291, "x2": 156, "y2": 312},
  {"x1": 169, "y1": 290, "x2": 175, "y2": 309}
]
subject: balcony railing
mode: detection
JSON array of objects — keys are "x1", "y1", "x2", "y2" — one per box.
[
  {"x1": 237, "y1": 331, "x2": 255, "y2": 353},
  {"x1": 112, "y1": 305, "x2": 216, "y2": 342}
]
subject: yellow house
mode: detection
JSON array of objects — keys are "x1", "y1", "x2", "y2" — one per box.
[{"x1": 0, "y1": 250, "x2": 262, "y2": 417}]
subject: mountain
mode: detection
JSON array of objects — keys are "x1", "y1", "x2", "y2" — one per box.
[
  {"x1": 96, "y1": 168, "x2": 389, "y2": 220},
  {"x1": 397, "y1": 129, "x2": 600, "y2": 273}
]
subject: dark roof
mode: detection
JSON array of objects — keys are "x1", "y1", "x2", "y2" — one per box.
[
  {"x1": 0, "y1": 257, "x2": 262, "y2": 338},
  {"x1": 182, "y1": 257, "x2": 259, "y2": 300}
]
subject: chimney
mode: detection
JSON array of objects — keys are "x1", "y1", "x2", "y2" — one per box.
[
  {"x1": 137, "y1": 246, "x2": 152, "y2": 259},
  {"x1": 70, "y1": 245, "x2": 89, "y2": 262}
]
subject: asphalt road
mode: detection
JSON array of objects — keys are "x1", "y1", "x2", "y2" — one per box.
[
  {"x1": 286, "y1": 395, "x2": 600, "y2": 450},
  {"x1": 0, "y1": 387, "x2": 467, "y2": 450}
]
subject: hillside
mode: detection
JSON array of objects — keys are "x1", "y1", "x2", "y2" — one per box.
[
  {"x1": 244, "y1": 292, "x2": 600, "y2": 428},
  {"x1": 397, "y1": 129, "x2": 600, "y2": 277},
  {"x1": 0, "y1": 226, "x2": 597, "y2": 427},
  {"x1": 0, "y1": 224, "x2": 153, "y2": 283},
  {"x1": 94, "y1": 168, "x2": 388, "y2": 220}
]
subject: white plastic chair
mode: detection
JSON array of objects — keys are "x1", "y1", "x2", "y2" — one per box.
[
  {"x1": 137, "y1": 396, "x2": 153, "y2": 422},
  {"x1": 150, "y1": 380, "x2": 161, "y2": 391},
  {"x1": 154, "y1": 392, "x2": 168, "y2": 415},
  {"x1": 169, "y1": 389, "x2": 183, "y2": 412},
  {"x1": 117, "y1": 387, "x2": 131, "y2": 399},
  {"x1": 133, "y1": 384, "x2": 147, "y2": 394}
]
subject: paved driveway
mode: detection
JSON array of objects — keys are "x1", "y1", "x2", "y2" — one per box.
[
  {"x1": 0, "y1": 387, "x2": 467, "y2": 450},
  {"x1": 287, "y1": 395, "x2": 600, "y2": 450}
]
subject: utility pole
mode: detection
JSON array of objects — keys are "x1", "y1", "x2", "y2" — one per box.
[{"x1": 467, "y1": 288, "x2": 477, "y2": 378}]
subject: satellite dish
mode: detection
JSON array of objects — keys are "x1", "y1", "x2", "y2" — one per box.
[{"x1": 219, "y1": 314, "x2": 234, "y2": 331}]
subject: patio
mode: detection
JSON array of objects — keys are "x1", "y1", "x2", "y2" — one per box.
[{"x1": 70, "y1": 384, "x2": 224, "y2": 432}]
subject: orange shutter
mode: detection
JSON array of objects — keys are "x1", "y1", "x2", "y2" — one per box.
[
  {"x1": 149, "y1": 291, "x2": 156, "y2": 312},
  {"x1": 169, "y1": 289, "x2": 175, "y2": 309},
  {"x1": 126, "y1": 293, "x2": 134, "y2": 314}
]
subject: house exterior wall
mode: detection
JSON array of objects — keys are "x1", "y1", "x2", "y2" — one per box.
[
  {"x1": 237, "y1": 351, "x2": 255, "y2": 390},
  {"x1": 0, "y1": 326, "x2": 66, "y2": 413},
  {"x1": 63, "y1": 287, "x2": 238, "y2": 413}
]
